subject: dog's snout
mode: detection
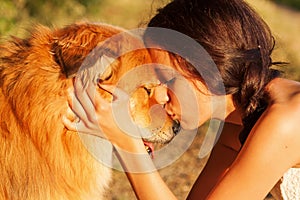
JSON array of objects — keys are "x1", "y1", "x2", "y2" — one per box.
[{"x1": 172, "y1": 120, "x2": 181, "y2": 135}]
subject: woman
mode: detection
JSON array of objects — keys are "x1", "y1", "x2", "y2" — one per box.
[{"x1": 63, "y1": 0, "x2": 300, "y2": 199}]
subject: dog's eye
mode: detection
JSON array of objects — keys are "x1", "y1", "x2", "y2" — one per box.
[
  {"x1": 98, "y1": 67, "x2": 113, "y2": 83},
  {"x1": 101, "y1": 72, "x2": 113, "y2": 81},
  {"x1": 162, "y1": 77, "x2": 176, "y2": 86},
  {"x1": 143, "y1": 87, "x2": 152, "y2": 95}
]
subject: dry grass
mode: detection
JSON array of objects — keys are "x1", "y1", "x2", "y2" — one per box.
[{"x1": 248, "y1": 0, "x2": 300, "y2": 80}]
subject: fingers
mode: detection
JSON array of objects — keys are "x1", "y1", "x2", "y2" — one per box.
[
  {"x1": 97, "y1": 83, "x2": 118, "y2": 101},
  {"x1": 63, "y1": 75, "x2": 132, "y2": 137},
  {"x1": 97, "y1": 83, "x2": 116, "y2": 93},
  {"x1": 73, "y1": 77, "x2": 98, "y2": 123},
  {"x1": 62, "y1": 115, "x2": 77, "y2": 131},
  {"x1": 62, "y1": 114, "x2": 104, "y2": 137},
  {"x1": 98, "y1": 83, "x2": 129, "y2": 102},
  {"x1": 84, "y1": 82, "x2": 109, "y2": 110},
  {"x1": 64, "y1": 78, "x2": 101, "y2": 134},
  {"x1": 67, "y1": 87, "x2": 90, "y2": 124}
]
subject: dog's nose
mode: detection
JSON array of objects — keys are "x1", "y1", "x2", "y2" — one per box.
[{"x1": 172, "y1": 120, "x2": 181, "y2": 135}]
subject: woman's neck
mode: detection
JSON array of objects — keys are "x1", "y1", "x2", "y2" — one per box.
[
  {"x1": 212, "y1": 94, "x2": 243, "y2": 125},
  {"x1": 224, "y1": 94, "x2": 243, "y2": 125}
]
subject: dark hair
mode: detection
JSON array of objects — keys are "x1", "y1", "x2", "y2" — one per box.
[{"x1": 144, "y1": 0, "x2": 281, "y2": 142}]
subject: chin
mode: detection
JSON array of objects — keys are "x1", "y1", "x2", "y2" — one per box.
[{"x1": 180, "y1": 121, "x2": 198, "y2": 130}]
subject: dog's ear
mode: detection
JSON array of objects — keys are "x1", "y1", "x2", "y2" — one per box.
[
  {"x1": 52, "y1": 38, "x2": 116, "y2": 83},
  {"x1": 51, "y1": 24, "x2": 110, "y2": 78},
  {"x1": 52, "y1": 40, "x2": 68, "y2": 77},
  {"x1": 51, "y1": 39, "x2": 85, "y2": 78}
]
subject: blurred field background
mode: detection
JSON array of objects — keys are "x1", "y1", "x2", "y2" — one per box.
[{"x1": 1, "y1": 0, "x2": 299, "y2": 199}]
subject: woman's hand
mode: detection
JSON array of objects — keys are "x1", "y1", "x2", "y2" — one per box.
[
  {"x1": 63, "y1": 77, "x2": 177, "y2": 200},
  {"x1": 63, "y1": 77, "x2": 143, "y2": 149}
]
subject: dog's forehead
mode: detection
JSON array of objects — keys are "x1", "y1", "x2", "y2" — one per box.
[
  {"x1": 53, "y1": 22, "x2": 143, "y2": 53},
  {"x1": 52, "y1": 22, "x2": 147, "y2": 78},
  {"x1": 95, "y1": 32, "x2": 145, "y2": 57},
  {"x1": 54, "y1": 23, "x2": 120, "y2": 40}
]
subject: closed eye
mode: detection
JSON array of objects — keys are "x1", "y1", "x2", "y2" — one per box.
[
  {"x1": 154, "y1": 67, "x2": 177, "y2": 87},
  {"x1": 162, "y1": 77, "x2": 176, "y2": 86}
]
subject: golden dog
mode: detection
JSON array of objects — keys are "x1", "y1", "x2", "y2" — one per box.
[{"x1": 0, "y1": 22, "x2": 179, "y2": 199}]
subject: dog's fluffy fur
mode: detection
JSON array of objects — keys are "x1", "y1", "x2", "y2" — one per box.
[{"x1": 0, "y1": 23, "x2": 174, "y2": 199}]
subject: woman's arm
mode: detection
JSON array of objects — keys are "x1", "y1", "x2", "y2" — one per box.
[
  {"x1": 187, "y1": 123, "x2": 242, "y2": 199},
  {"x1": 207, "y1": 105, "x2": 300, "y2": 199},
  {"x1": 113, "y1": 139, "x2": 176, "y2": 200}
]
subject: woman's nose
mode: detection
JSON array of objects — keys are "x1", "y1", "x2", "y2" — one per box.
[{"x1": 154, "y1": 85, "x2": 169, "y2": 105}]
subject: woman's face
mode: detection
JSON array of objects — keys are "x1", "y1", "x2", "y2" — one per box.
[{"x1": 149, "y1": 49, "x2": 213, "y2": 130}]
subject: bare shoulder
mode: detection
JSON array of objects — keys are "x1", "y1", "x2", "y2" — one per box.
[
  {"x1": 206, "y1": 79, "x2": 300, "y2": 199},
  {"x1": 237, "y1": 78, "x2": 300, "y2": 171},
  {"x1": 258, "y1": 78, "x2": 300, "y2": 164},
  {"x1": 266, "y1": 78, "x2": 300, "y2": 130},
  {"x1": 267, "y1": 78, "x2": 300, "y2": 104}
]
